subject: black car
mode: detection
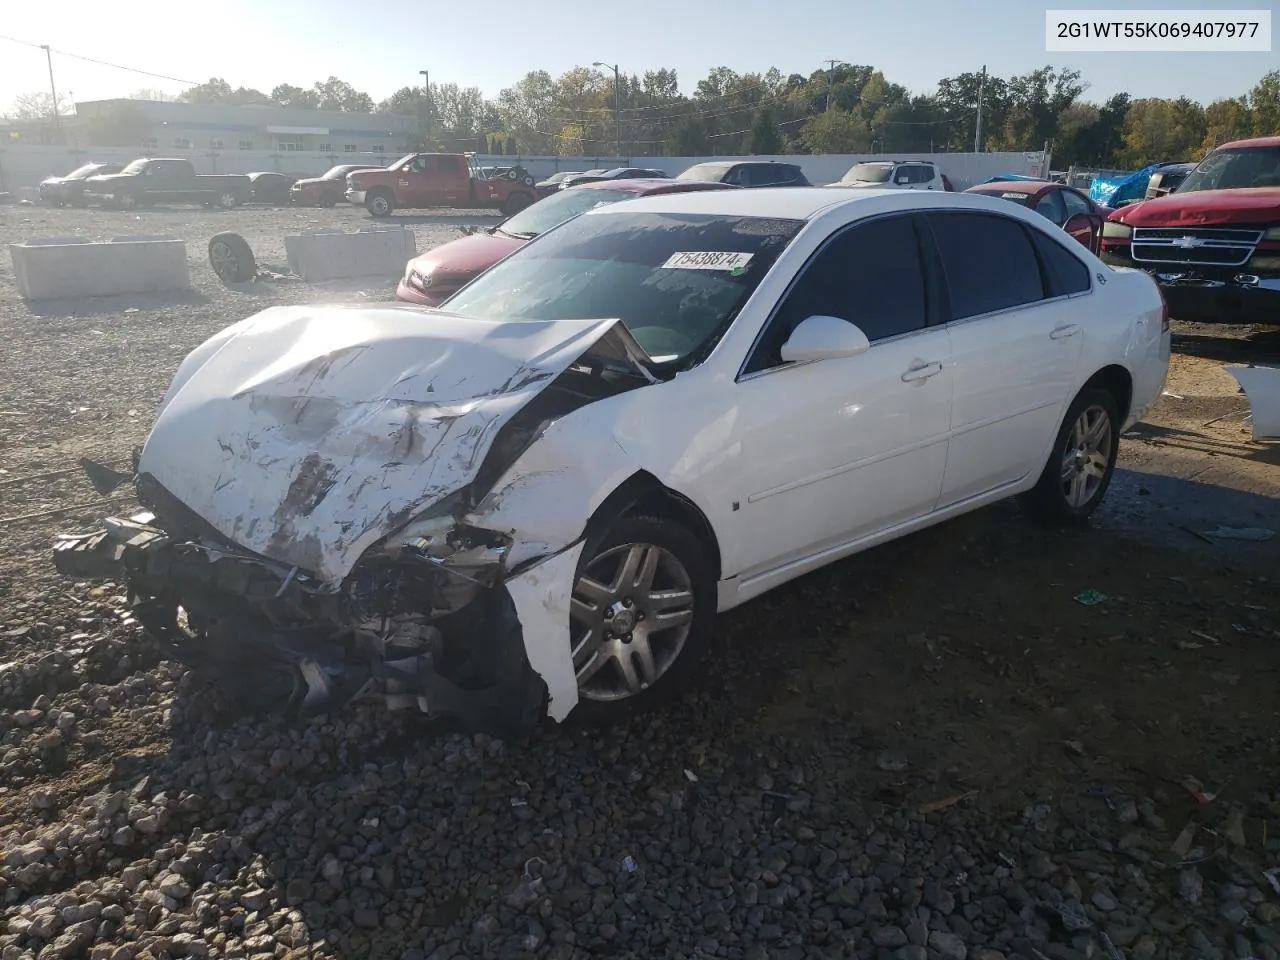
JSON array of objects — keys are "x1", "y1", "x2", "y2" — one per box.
[
  {"x1": 1143, "y1": 162, "x2": 1195, "y2": 200},
  {"x1": 534, "y1": 170, "x2": 586, "y2": 196},
  {"x1": 676, "y1": 161, "x2": 810, "y2": 188},
  {"x1": 246, "y1": 172, "x2": 297, "y2": 205},
  {"x1": 38, "y1": 162, "x2": 124, "y2": 207},
  {"x1": 559, "y1": 167, "x2": 671, "y2": 188}
]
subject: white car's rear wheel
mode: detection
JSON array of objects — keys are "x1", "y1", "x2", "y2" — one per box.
[
  {"x1": 568, "y1": 514, "x2": 714, "y2": 720},
  {"x1": 1023, "y1": 387, "x2": 1120, "y2": 524}
]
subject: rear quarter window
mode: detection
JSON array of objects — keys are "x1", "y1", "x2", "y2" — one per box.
[{"x1": 1030, "y1": 229, "x2": 1092, "y2": 296}]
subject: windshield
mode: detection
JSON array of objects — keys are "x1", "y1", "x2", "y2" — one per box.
[
  {"x1": 842, "y1": 163, "x2": 893, "y2": 183},
  {"x1": 67, "y1": 163, "x2": 108, "y2": 179},
  {"x1": 1178, "y1": 147, "x2": 1280, "y2": 193},
  {"x1": 499, "y1": 187, "x2": 636, "y2": 239},
  {"x1": 677, "y1": 164, "x2": 732, "y2": 181},
  {"x1": 443, "y1": 211, "x2": 803, "y2": 367},
  {"x1": 323, "y1": 165, "x2": 361, "y2": 179},
  {"x1": 122, "y1": 159, "x2": 150, "y2": 174}
]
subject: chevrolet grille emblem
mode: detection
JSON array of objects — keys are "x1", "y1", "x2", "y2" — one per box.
[{"x1": 1171, "y1": 236, "x2": 1204, "y2": 249}]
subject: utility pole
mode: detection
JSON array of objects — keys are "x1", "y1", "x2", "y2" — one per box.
[
  {"x1": 823, "y1": 60, "x2": 844, "y2": 113},
  {"x1": 418, "y1": 69, "x2": 430, "y2": 150},
  {"x1": 40, "y1": 44, "x2": 62, "y2": 145},
  {"x1": 973, "y1": 64, "x2": 986, "y2": 154},
  {"x1": 592, "y1": 61, "x2": 622, "y2": 159}
]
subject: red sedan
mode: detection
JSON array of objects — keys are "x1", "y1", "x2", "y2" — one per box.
[
  {"x1": 963, "y1": 180, "x2": 1109, "y2": 254},
  {"x1": 396, "y1": 178, "x2": 739, "y2": 306}
]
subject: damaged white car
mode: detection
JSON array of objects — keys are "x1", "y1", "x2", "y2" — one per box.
[{"x1": 53, "y1": 188, "x2": 1171, "y2": 733}]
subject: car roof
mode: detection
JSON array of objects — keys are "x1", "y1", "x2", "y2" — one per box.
[
  {"x1": 966, "y1": 179, "x2": 1051, "y2": 196},
  {"x1": 583, "y1": 185, "x2": 895, "y2": 220},
  {"x1": 578, "y1": 178, "x2": 738, "y2": 196},
  {"x1": 1216, "y1": 135, "x2": 1280, "y2": 151}
]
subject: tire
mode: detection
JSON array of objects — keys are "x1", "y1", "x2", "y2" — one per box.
[
  {"x1": 366, "y1": 190, "x2": 394, "y2": 217},
  {"x1": 216, "y1": 190, "x2": 239, "y2": 209},
  {"x1": 116, "y1": 192, "x2": 139, "y2": 211},
  {"x1": 208, "y1": 232, "x2": 257, "y2": 284},
  {"x1": 500, "y1": 192, "x2": 533, "y2": 216},
  {"x1": 568, "y1": 513, "x2": 715, "y2": 723},
  {"x1": 69, "y1": 195, "x2": 88, "y2": 208},
  {"x1": 1021, "y1": 386, "x2": 1121, "y2": 525},
  {"x1": 522, "y1": 174, "x2": 535, "y2": 188},
  {"x1": 319, "y1": 197, "x2": 337, "y2": 208}
]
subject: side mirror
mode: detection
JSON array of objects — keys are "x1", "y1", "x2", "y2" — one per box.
[{"x1": 780, "y1": 315, "x2": 871, "y2": 364}]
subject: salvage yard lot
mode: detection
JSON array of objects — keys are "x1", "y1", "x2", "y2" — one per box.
[{"x1": 2, "y1": 203, "x2": 1280, "y2": 960}]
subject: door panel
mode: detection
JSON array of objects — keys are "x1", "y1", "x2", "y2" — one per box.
[
  {"x1": 729, "y1": 212, "x2": 953, "y2": 579},
  {"x1": 925, "y1": 211, "x2": 1084, "y2": 506},
  {"x1": 732, "y1": 333, "x2": 953, "y2": 579}
]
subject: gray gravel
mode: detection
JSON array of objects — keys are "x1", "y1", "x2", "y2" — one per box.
[{"x1": 2, "y1": 201, "x2": 1280, "y2": 960}]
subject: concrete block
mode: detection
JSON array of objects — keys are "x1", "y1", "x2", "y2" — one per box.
[
  {"x1": 9, "y1": 235, "x2": 190, "y2": 300},
  {"x1": 285, "y1": 225, "x2": 417, "y2": 281}
]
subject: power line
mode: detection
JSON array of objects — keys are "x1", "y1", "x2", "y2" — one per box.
[{"x1": 0, "y1": 33, "x2": 199, "y2": 86}]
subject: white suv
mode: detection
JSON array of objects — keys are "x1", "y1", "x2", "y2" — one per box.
[{"x1": 831, "y1": 160, "x2": 948, "y2": 191}]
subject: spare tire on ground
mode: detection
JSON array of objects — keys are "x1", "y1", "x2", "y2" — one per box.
[{"x1": 208, "y1": 233, "x2": 257, "y2": 284}]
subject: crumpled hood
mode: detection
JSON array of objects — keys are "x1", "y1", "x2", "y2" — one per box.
[
  {"x1": 1114, "y1": 188, "x2": 1280, "y2": 227},
  {"x1": 139, "y1": 304, "x2": 622, "y2": 586}
]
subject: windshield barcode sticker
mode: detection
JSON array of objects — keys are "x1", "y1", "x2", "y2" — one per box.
[{"x1": 661, "y1": 251, "x2": 754, "y2": 271}]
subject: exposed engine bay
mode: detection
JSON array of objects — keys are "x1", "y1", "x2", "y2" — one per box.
[{"x1": 51, "y1": 306, "x2": 657, "y2": 734}]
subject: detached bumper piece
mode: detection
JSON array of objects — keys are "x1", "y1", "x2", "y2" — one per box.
[{"x1": 53, "y1": 514, "x2": 546, "y2": 736}]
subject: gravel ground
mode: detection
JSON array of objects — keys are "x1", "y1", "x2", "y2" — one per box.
[{"x1": 2, "y1": 202, "x2": 1280, "y2": 960}]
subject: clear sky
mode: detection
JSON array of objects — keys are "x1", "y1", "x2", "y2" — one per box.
[{"x1": 0, "y1": 0, "x2": 1275, "y2": 113}]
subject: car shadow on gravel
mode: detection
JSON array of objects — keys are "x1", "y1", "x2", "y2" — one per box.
[{"x1": 20, "y1": 289, "x2": 212, "y2": 319}]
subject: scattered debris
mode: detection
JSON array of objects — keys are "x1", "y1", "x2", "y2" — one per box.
[
  {"x1": 919, "y1": 790, "x2": 978, "y2": 814},
  {"x1": 1172, "y1": 821, "x2": 1198, "y2": 860},
  {"x1": 1074, "y1": 589, "x2": 1108, "y2": 606},
  {"x1": 1264, "y1": 868, "x2": 1280, "y2": 898},
  {"x1": 1062, "y1": 739, "x2": 1085, "y2": 755},
  {"x1": 683, "y1": 769, "x2": 699, "y2": 783},
  {"x1": 621, "y1": 855, "x2": 638, "y2": 873},
  {"x1": 1205, "y1": 525, "x2": 1274, "y2": 542},
  {"x1": 1179, "y1": 525, "x2": 1216, "y2": 545},
  {"x1": 876, "y1": 750, "x2": 909, "y2": 773},
  {"x1": 1224, "y1": 807, "x2": 1246, "y2": 847},
  {"x1": 1189, "y1": 630, "x2": 1220, "y2": 646}
]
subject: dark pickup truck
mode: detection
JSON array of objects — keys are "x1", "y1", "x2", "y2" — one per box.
[{"x1": 84, "y1": 158, "x2": 253, "y2": 210}]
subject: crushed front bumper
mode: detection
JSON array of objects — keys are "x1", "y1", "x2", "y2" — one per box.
[{"x1": 53, "y1": 508, "x2": 549, "y2": 735}]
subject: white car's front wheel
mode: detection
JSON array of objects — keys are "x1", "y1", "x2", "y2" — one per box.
[
  {"x1": 568, "y1": 514, "x2": 715, "y2": 721},
  {"x1": 1023, "y1": 387, "x2": 1121, "y2": 524}
]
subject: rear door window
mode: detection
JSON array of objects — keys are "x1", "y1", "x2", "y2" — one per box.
[
  {"x1": 1035, "y1": 189, "x2": 1068, "y2": 226},
  {"x1": 926, "y1": 211, "x2": 1046, "y2": 320},
  {"x1": 1061, "y1": 188, "x2": 1093, "y2": 219}
]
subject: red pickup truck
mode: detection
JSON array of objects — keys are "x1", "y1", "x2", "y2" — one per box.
[
  {"x1": 345, "y1": 153, "x2": 539, "y2": 218},
  {"x1": 1099, "y1": 136, "x2": 1280, "y2": 325}
]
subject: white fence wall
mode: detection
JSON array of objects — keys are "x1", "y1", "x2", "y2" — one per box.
[{"x1": 1, "y1": 143, "x2": 1050, "y2": 196}]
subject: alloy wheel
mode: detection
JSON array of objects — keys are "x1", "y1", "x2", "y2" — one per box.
[
  {"x1": 1060, "y1": 404, "x2": 1112, "y2": 508},
  {"x1": 209, "y1": 241, "x2": 238, "y2": 282},
  {"x1": 569, "y1": 541, "x2": 696, "y2": 702}
]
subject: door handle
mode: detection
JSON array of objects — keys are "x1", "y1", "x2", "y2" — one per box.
[
  {"x1": 1050, "y1": 324, "x2": 1081, "y2": 340},
  {"x1": 901, "y1": 361, "x2": 943, "y2": 383}
]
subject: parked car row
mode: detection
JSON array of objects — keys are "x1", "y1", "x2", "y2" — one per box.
[
  {"x1": 53, "y1": 182, "x2": 1171, "y2": 732},
  {"x1": 35, "y1": 155, "x2": 969, "y2": 216}
]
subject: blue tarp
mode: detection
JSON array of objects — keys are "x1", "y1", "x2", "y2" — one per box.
[{"x1": 1089, "y1": 162, "x2": 1187, "y2": 208}]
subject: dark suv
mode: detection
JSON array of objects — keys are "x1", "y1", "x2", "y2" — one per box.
[{"x1": 676, "y1": 161, "x2": 810, "y2": 188}]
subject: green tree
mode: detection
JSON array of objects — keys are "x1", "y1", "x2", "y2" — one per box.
[
  {"x1": 178, "y1": 78, "x2": 268, "y2": 105},
  {"x1": 750, "y1": 104, "x2": 783, "y2": 154},
  {"x1": 1249, "y1": 70, "x2": 1280, "y2": 135},
  {"x1": 311, "y1": 77, "x2": 374, "y2": 112},
  {"x1": 1201, "y1": 98, "x2": 1251, "y2": 154},
  {"x1": 271, "y1": 84, "x2": 319, "y2": 109},
  {"x1": 667, "y1": 115, "x2": 708, "y2": 156},
  {"x1": 800, "y1": 110, "x2": 870, "y2": 153}
]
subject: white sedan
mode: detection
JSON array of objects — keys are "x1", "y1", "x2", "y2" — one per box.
[{"x1": 52, "y1": 188, "x2": 1171, "y2": 732}]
